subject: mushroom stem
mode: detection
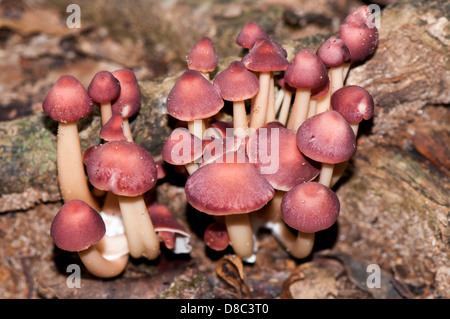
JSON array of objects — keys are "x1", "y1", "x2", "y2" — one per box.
[
  {"x1": 277, "y1": 89, "x2": 292, "y2": 126},
  {"x1": 307, "y1": 99, "x2": 318, "y2": 119},
  {"x1": 250, "y1": 71, "x2": 271, "y2": 130},
  {"x1": 188, "y1": 119, "x2": 205, "y2": 139},
  {"x1": 78, "y1": 245, "x2": 129, "y2": 278},
  {"x1": 122, "y1": 119, "x2": 134, "y2": 142},
  {"x1": 100, "y1": 102, "x2": 113, "y2": 126},
  {"x1": 318, "y1": 162, "x2": 334, "y2": 188},
  {"x1": 233, "y1": 100, "x2": 249, "y2": 138},
  {"x1": 117, "y1": 194, "x2": 160, "y2": 260},
  {"x1": 286, "y1": 88, "x2": 311, "y2": 132},
  {"x1": 57, "y1": 122, "x2": 100, "y2": 211},
  {"x1": 265, "y1": 74, "x2": 276, "y2": 123},
  {"x1": 225, "y1": 213, "x2": 254, "y2": 259}
]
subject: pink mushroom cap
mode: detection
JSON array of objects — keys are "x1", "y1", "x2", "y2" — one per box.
[
  {"x1": 316, "y1": 36, "x2": 351, "y2": 68},
  {"x1": 236, "y1": 20, "x2": 269, "y2": 49},
  {"x1": 88, "y1": 70, "x2": 121, "y2": 104},
  {"x1": 99, "y1": 114, "x2": 127, "y2": 141},
  {"x1": 111, "y1": 69, "x2": 141, "y2": 119},
  {"x1": 213, "y1": 61, "x2": 259, "y2": 101},
  {"x1": 241, "y1": 38, "x2": 289, "y2": 72},
  {"x1": 186, "y1": 37, "x2": 219, "y2": 73},
  {"x1": 50, "y1": 200, "x2": 106, "y2": 252},
  {"x1": 281, "y1": 182, "x2": 340, "y2": 233},
  {"x1": 204, "y1": 222, "x2": 230, "y2": 251},
  {"x1": 296, "y1": 110, "x2": 356, "y2": 164},
  {"x1": 85, "y1": 140, "x2": 157, "y2": 197},
  {"x1": 166, "y1": 70, "x2": 224, "y2": 121},
  {"x1": 42, "y1": 75, "x2": 94, "y2": 123},
  {"x1": 331, "y1": 85, "x2": 375, "y2": 125},
  {"x1": 284, "y1": 49, "x2": 329, "y2": 90}
]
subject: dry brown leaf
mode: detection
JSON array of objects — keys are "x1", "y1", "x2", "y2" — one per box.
[{"x1": 216, "y1": 255, "x2": 251, "y2": 299}]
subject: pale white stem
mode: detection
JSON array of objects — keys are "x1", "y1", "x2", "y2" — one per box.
[
  {"x1": 57, "y1": 122, "x2": 100, "y2": 211},
  {"x1": 233, "y1": 100, "x2": 249, "y2": 138},
  {"x1": 250, "y1": 71, "x2": 271, "y2": 130},
  {"x1": 318, "y1": 162, "x2": 334, "y2": 188},
  {"x1": 330, "y1": 66, "x2": 344, "y2": 94},
  {"x1": 307, "y1": 99, "x2": 317, "y2": 119},
  {"x1": 117, "y1": 194, "x2": 160, "y2": 260},
  {"x1": 78, "y1": 245, "x2": 129, "y2": 278},
  {"x1": 286, "y1": 88, "x2": 311, "y2": 132},
  {"x1": 225, "y1": 214, "x2": 254, "y2": 259},
  {"x1": 342, "y1": 62, "x2": 351, "y2": 82},
  {"x1": 315, "y1": 89, "x2": 331, "y2": 115},
  {"x1": 122, "y1": 118, "x2": 133, "y2": 142},
  {"x1": 274, "y1": 88, "x2": 285, "y2": 115},
  {"x1": 188, "y1": 119, "x2": 204, "y2": 139},
  {"x1": 278, "y1": 90, "x2": 292, "y2": 126},
  {"x1": 265, "y1": 74, "x2": 276, "y2": 123},
  {"x1": 100, "y1": 102, "x2": 113, "y2": 126}
]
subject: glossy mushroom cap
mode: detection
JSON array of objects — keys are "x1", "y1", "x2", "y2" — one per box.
[
  {"x1": 316, "y1": 36, "x2": 351, "y2": 68},
  {"x1": 213, "y1": 61, "x2": 259, "y2": 101},
  {"x1": 331, "y1": 85, "x2": 375, "y2": 125},
  {"x1": 162, "y1": 127, "x2": 203, "y2": 165},
  {"x1": 241, "y1": 39, "x2": 289, "y2": 72},
  {"x1": 247, "y1": 122, "x2": 320, "y2": 191},
  {"x1": 166, "y1": 70, "x2": 224, "y2": 121},
  {"x1": 99, "y1": 114, "x2": 127, "y2": 141},
  {"x1": 88, "y1": 71, "x2": 121, "y2": 104},
  {"x1": 111, "y1": 69, "x2": 141, "y2": 119},
  {"x1": 85, "y1": 140, "x2": 157, "y2": 197},
  {"x1": 186, "y1": 37, "x2": 219, "y2": 73},
  {"x1": 296, "y1": 110, "x2": 356, "y2": 164},
  {"x1": 42, "y1": 75, "x2": 94, "y2": 123},
  {"x1": 204, "y1": 222, "x2": 230, "y2": 251},
  {"x1": 51, "y1": 200, "x2": 106, "y2": 252},
  {"x1": 284, "y1": 49, "x2": 329, "y2": 90},
  {"x1": 185, "y1": 152, "x2": 275, "y2": 216},
  {"x1": 281, "y1": 182, "x2": 340, "y2": 233},
  {"x1": 339, "y1": 5, "x2": 379, "y2": 63},
  {"x1": 236, "y1": 20, "x2": 268, "y2": 49}
]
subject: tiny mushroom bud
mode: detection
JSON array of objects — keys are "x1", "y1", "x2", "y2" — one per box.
[
  {"x1": 166, "y1": 70, "x2": 224, "y2": 139},
  {"x1": 85, "y1": 140, "x2": 160, "y2": 260},
  {"x1": 111, "y1": 69, "x2": 141, "y2": 142},
  {"x1": 204, "y1": 222, "x2": 230, "y2": 252},
  {"x1": 185, "y1": 151, "x2": 275, "y2": 260},
  {"x1": 281, "y1": 182, "x2": 340, "y2": 258},
  {"x1": 88, "y1": 70, "x2": 121, "y2": 126},
  {"x1": 213, "y1": 61, "x2": 259, "y2": 138},
  {"x1": 42, "y1": 75, "x2": 99, "y2": 211},
  {"x1": 99, "y1": 114, "x2": 127, "y2": 142},
  {"x1": 296, "y1": 110, "x2": 356, "y2": 187},
  {"x1": 51, "y1": 200, "x2": 128, "y2": 278},
  {"x1": 284, "y1": 49, "x2": 329, "y2": 131},
  {"x1": 186, "y1": 37, "x2": 219, "y2": 80}
]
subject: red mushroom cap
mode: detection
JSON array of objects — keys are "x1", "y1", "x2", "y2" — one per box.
[
  {"x1": 241, "y1": 38, "x2": 289, "y2": 72},
  {"x1": 85, "y1": 140, "x2": 157, "y2": 197},
  {"x1": 186, "y1": 37, "x2": 219, "y2": 73},
  {"x1": 204, "y1": 222, "x2": 230, "y2": 251},
  {"x1": 88, "y1": 70, "x2": 121, "y2": 104},
  {"x1": 281, "y1": 182, "x2": 340, "y2": 233},
  {"x1": 296, "y1": 110, "x2": 356, "y2": 164},
  {"x1": 284, "y1": 49, "x2": 329, "y2": 90},
  {"x1": 331, "y1": 85, "x2": 375, "y2": 125},
  {"x1": 200, "y1": 136, "x2": 243, "y2": 167},
  {"x1": 213, "y1": 61, "x2": 259, "y2": 101},
  {"x1": 338, "y1": 5, "x2": 379, "y2": 63},
  {"x1": 310, "y1": 77, "x2": 330, "y2": 99},
  {"x1": 185, "y1": 152, "x2": 275, "y2": 216},
  {"x1": 42, "y1": 75, "x2": 94, "y2": 123},
  {"x1": 50, "y1": 200, "x2": 106, "y2": 252},
  {"x1": 247, "y1": 123, "x2": 320, "y2": 191},
  {"x1": 111, "y1": 69, "x2": 141, "y2": 119},
  {"x1": 316, "y1": 36, "x2": 351, "y2": 68},
  {"x1": 276, "y1": 75, "x2": 296, "y2": 93},
  {"x1": 166, "y1": 70, "x2": 224, "y2": 121},
  {"x1": 236, "y1": 21, "x2": 268, "y2": 49},
  {"x1": 162, "y1": 127, "x2": 204, "y2": 165},
  {"x1": 99, "y1": 114, "x2": 127, "y2": 141}
]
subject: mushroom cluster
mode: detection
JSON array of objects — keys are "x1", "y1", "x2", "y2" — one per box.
[
  {"x1": 43, "y1": 70, "x2": 191, "y2": 278},
  {"x1": 163, "y1": 5, "x2": 377, "y2": 261}
]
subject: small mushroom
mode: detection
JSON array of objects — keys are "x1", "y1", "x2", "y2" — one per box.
[
  {"x1": 213, "y1": 61, "x2": 259, "y2": 138},
  {"x1": 236, "y1": 20, "x2": 269, "y2": 49},
  {"x1": 185, "y1": 151, "x2": 275, "y2": 260},
  {"x1": 99, "y1": 114, "x2": 127, "y2": 142},
  {"x1": 281, "y1": 182, "x2": 340, "y2": 258},
  {"x1": 204, "y1": 222, "x2": 230, "y2": 252},
  {"x1": 284, "y1": 49, "x2": 329, "y2": 131},
  {"x1": 51, "y1": 200, "x2": 128, "y2": 278},
  {"x1": 111, "y1": 69, "x2": 141, "y2": 142},
  {"x1": 186, "y1": 37, "x2": 219, "y2": 81},
  {"x1": 88, "y1": 70, "x2": 121, "y2": 126},
  {"x1": 42, "y1": 75, "x2": 99, "y2": 211},
  {"x1": 242, "y1": 38, "x2": 289, "y2": 130},
  {"x1": 296, "y1": 110, "x2": 356, "y2": 187},
  {"x1": 148, "y1": 204, "x2": 191, "y2": 254},
  {"x1": 85, "y1": 140, "x2": 160, "y2": 260},
  {"x1": 166, "y1": 69, "x2": 224, "y2": 139}
]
